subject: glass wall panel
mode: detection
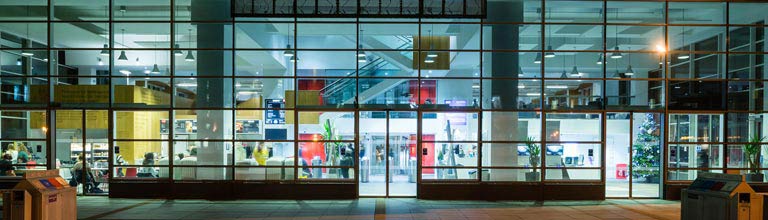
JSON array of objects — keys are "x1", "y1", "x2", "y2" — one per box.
[
  {"x1": 112, "y1": 1, "x2": 171, "y2": 21},
  {"x1": 669, "y1": 2, "x2": 725, "y2": 25},
  {"x1": 544, "y1": 52, "x2": 603, "y2": 78},
  {"x1": 422, "y1": 112, "x2": 478, "y2": 142},
  {"x1": 543, "y1": 80, "x2": 603, "y2": 110},
  {"x1": 544, "y1": 1, "x2": 603, "y2": 24},
  {"x1": 668, "y1": 114, "x2": 724, "y2": 143},
  {"x1": 544, "y1": 113, "x2": 601, "y2": 142},
  {"x1": 605, "y1": 80, "x2": 664, "y2": 110},
  {"x1": 0, "y1": 22, "x2": 48, "y2": 48},
  {"x1": 606, "y1": 1, "x2": 664, "y2": 24},
  {"x1": 668, "y1": 81, "x2": 726, "y2": 110}
]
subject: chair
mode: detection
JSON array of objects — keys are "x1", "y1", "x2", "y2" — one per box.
[{"x1": 124, "y1": 167, "x2": 138, "y2": 178}]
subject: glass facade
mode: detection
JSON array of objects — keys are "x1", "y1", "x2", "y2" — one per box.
[{"x1": 0, "y1": 0, "x2": 767, "y2": 199}]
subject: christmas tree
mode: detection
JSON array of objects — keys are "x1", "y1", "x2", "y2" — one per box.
[{"x1": 632, "y1": 113, "x2": 661, "y2": 180}]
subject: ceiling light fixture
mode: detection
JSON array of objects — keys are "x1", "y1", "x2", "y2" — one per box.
[
  {"x1": 533, "y1": 53, "x2": 542, "y2": 64},
  {"x1": 185, "y1": 29, "x2": 195, "y2": 62},
  {"x1": 174, "y1": 44, "x2": 183, "y2": 56},
  {"x1": 596, "y1": 54, "x2": 605, "y2": 65},
  {"x1": 100, "y1": 44, "x2": 110, "y2": 56},
  {"x1": 16, "y1": 58, "x2": 22, "y2": 66},
  {"x1": 118, "y1": 29, "x2": 128, "y2": 61},
  {"x1": 678, "y1": 9, "x2": 690, "y2": 60}
]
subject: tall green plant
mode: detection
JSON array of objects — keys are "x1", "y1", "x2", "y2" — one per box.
[
  {"x1": 525, "y1": 136, "x2": 541, "y2": 173},
  {"x1": 745, "y1": 135, "x2": 766, "y2": 174},
  {"x1": 322, "y1": 119, "x2": 341, "y2": 166}
]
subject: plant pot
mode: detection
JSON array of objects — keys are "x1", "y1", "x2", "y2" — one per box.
[
  {"x1": 525, "y1": 172, "x2": 540, "y2": 181},
  {"x1": 746, "y1": 173, "x2": 764, "y2": 182}
]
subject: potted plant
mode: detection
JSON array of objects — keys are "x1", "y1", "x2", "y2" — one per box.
[
  {"x1": 744, "y1": 135, "x2": 766, "y2": 182},
  {"x1": 322, "y1": 119, "x2": 342, "y2": 178},
  {"x1": 524, "y1": 136, "x2": 541, "y2": 181}
]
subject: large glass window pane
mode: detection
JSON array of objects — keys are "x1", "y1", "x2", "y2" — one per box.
[
  {"x1": 420, "y1": 23, "x2": 480, "y2": 50},
  {"x1": 482, "y1": 111, "x2": 540, "y2": 142},
  {"x1": 173, "y1": 141, "x2": 232, "y2": 166},
  {"x1": 420, "y1": 79, "x2": 479, "y2": 109},
  {"x1": 297, "y1": 23, "x2": 356, "y2": 49},
  {"x1": 422, "y1": 112, "x2": 478, "y2": 142},
  {"x1": 171, "y1": 110, "x2": 234, "y2": 140},
  {"x1": 545, "y1": 169, "x2": 600, "y2": 181},
  {"x1": 0, "y1": 77, "x2": 48, "y2": 107},
  {"x1": 51, "y1": 50, "x2": 107, "y2": 76},
  {"x1": 52, "y1": 77, "x2": 110, "y2": 108},
  {"x1": 358, "y1": 79, "x2": 417, "y2": 109},
  {"x1": 234, "y1": 141, "x2": 294, "y2": 166},
  {"x1": 668, "y1": 81, "x2": 726, "y2": 110},
  {"x1": 728, "y1": 81, "x2": 764, "y2": 111},
  {"x1": 668, "y1": 26, "x2": 725, "y2": 52},
  {"x1": 174, "y1": 23, "x2": 233, "y2": 49},
  {"x1": 235, "y1": 23, "x2": 292, "y2": 49},
  {"x1": 544, "y1": 0, "x2": 603, "y2": 24},
  {"x1": 669, "y1": 2, "x2": 725, "y2": 25},
  {"x1": 632, "y1": 113, "x2": 662, "y2": 197},
  {"x1": 421, "y1": 168, "x2": 477, "y2": 180},
  {"x1": 114, "y1": 111, "x2": 169, "y2": 140},
  {"x1": 52, "y1": 22, "x2": 109, "y2": 49},
  {"x1": 112, "y1": 78, "x2": 172, "y2": 108},
  {"x1": 235, "y1": 78, "x2": 293, "y2": 108},
  {"x1": 235, "y1": 110, "x2": 294, "y2": 141},
  {"x1": 298, "y1": 111, "x2": 355, "y2": 141},
  {"x1": 728, "y1": 54, "x2": 764, "y2": 80},
  {"x1": 358, "y1": 51, "x2": 417, "y2": 78},
  {"x1": 605, "y1": 80, "x2": 664, "y2": 111},
  {"x1": 360, "y1": 23, "x2": 419, "y2": 50},
  {"x1": 112, "y1": 141, "x2": 168, "y2": 178},
  {"x1": 296, "y1": 51, "x2": 357, "y2": 77},
  {"x1": 53, "y1": 0, "x2": 109, "y2": 21},
  {"x1": 484, "y1": 52, "x2": 541, "y2": 78},
  {"x1": 298, "y1": 142, "x2": 355, "y2": 179},
  {"x1": 544, "y1": 143, "x2": 601, "y2": 168},
  {"x1": 173, "y1": 78, "x2": 234, "y2": 108},
  {"x1": 726, "y1": 113, "x2": 768, "y2": 143},
  {"x1": 482, "y1": 79, "x2": 540, "y2": 110},
  {"x1": 0, "y1": 110, "x2": 47, "y2": 139},
  {"x1": 175, "y1": 0, "x2": 232, "y2": 21},
  {"x1": 668, "y1": 114, "x2": 723, "y2": 143},
  {"x1": 0, "y1": 141, "x2": 47, "y2": 168},
  {"x1": 545, "y1": 25, "x2": 603, "y2": 52},
  {"x1": 729, "y1": 26, "x2": 765, "y2": 53},
  {"x1": 668, "y1": 53, "x2": 723, "y2": 79},
  {"x1": 235, "y1": 51, "x2": 294, "y2": 77},
  {"x1": 730, "y1": 3, "x2": 768, "y2": 25},
  {"x1": 482, "y1": 24, "x2": 541, "y2": 51},
  {"x1": 543, "y1": 80, "x2": 603, "y2": 110},
  {"x1": 0, "y1": 1, "x2": 47, "y2": 21},
  {"x1": 668, "y1": 144, "x2": 723, "y2": 169},
  {"x1": 606, "y1": 1, "x2": 664, "y2": 24},
  {"x1": 607, "y1": 25, "x2": 664, "y2": 53},
  {"x1": 296, "y1": 78, "x2": 355, "y2": 108},
  {"x1": 113, "y1": 50, "x2": 171, "y2": 76},
  {"x1": 0, "y1": 22, "x2": 48, "y2": 48},
  {"x1": 113, "y1": 23, "x2": 171, "y2": 49},
  {"x1": 174, "y1": 50, "x2": 231, "y2": 77},
  {"x1": 607, "y1": 52, "x2": 664, "y2": 79},
  {"x1": 545, "y1": 113, "x2": 601, "y2": 142},
  {"x1": 2, "y1": 50, "x2": 48, "y2": 77},
  {"x1": 112, "y1": 1, "x2": 171, "y2": 21},
  {"x1": 544, "y1": 52, "x2": 603, "y2": 78}
]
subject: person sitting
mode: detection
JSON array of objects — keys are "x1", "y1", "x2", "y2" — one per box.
[
  {"x1": 70, "y1": 154, "x2": 103, "y2": 193},
  {"x1": 177, "y1": 148, "x2": 198, "y2": 180},
  {"x1": 0, "y1": 153, "x2": 16, "y2": 176},
  {"x1": 138, "y1": 152, "x2": 158, "y2": 178}
]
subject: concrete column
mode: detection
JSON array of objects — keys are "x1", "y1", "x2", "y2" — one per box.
[
  {"x1": 192, "y1": 0, "x2": 233, "y2": 180},
  {"x1": 486, "y1": 0, "x2": 522, "y2": 181}
]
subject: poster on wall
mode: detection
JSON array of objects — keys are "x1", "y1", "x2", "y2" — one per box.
[
  {"x1": 265, "y1": 99, "x2": 285, "y2": 124},
  {"x1": 236, "y1": 120, "x2": 261, "y2": 134},
  {"x1": 174, "y1": 119, "x2": 197, "y2": 134}
]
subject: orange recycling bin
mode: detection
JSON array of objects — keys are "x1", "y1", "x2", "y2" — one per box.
[{"x1": 14, "y1": 169, "x2": 77, "y2": 220}]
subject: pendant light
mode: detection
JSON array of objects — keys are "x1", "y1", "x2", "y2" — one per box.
[
  {"x1": 533, "y1": 53, "x2": 542, "y2": 64},
  {"x1": 174, "y1": 44, "x2": 183, "y2": 56},
  {"x1": 427, "y1": 25, "x2": 438, "y2": 58},
  {"x1": 678, "y1": 9, "x2": 690, "y2": 60},
  {"x1": 16, "y1": 58, "x2": 22, "y2": 66},
  {"x1": 290, "y1": 56, "x2": 299, "y2": 63},
  {"x1": 596, "y1": 54, "x2": 605, "y2": 65},
  {"x1": 560, "y1": 55, "x2": 568, "y2": 78},
  {"x1": 610, "y1": 15, "x2": 623, "y2": 59},
  {"x1": 118, "y1": 29, "x2": 128, "y2": 61},
  {"x1": 544, "y1": 13, "x2": 555, "y2": 58},
  {"x1": 284, "y1": 44, "x2": 294, "y2": 57},
  {"x1": 569, "y1": 45, "x2": 580, "y2": 77},
  {"x1": 185, "y1": 29, "x2": 195, "y2": 62},
  {"x1": 611, "y1": 69, "x2": 621, "y2": 79},
  {"x1": 100, "y1": 44, "x2": 110, "y2": 56},
  {"x1": 97, "y1": 57, "x2": 103, "y2": 66},
  {"x1": 625, "y1": 45, "x2": 634, "y2": 76},
  {"x1": 21, "y1": 6, "x2": 33, "y2": 56},
  {"x1": 357, "y1": 29, "x2": 366, "y2": 62},
  {"x1": 151, "y1": 35, "x2": 160, "y2": 74},
  {"x1": 518, "y1": 66, "x2": 525, "y2": 77}
]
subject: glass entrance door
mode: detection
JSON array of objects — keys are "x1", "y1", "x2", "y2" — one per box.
[
  {"x1": 55, "y1": 110, "x2": 109, "y2": 195},
  {"x1": 359, "y1": 111, "x2": 418, "y2": 197},
  {"x1": 605, "y1": 112, "x2": 662, "y2": 198}
]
